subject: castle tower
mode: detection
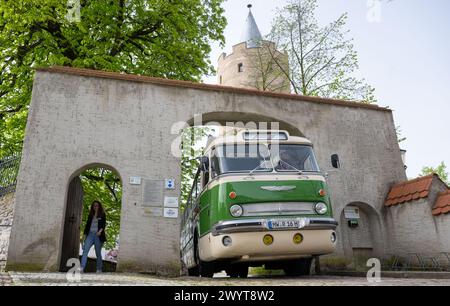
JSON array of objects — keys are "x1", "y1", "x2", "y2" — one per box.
[{"x1": 217, "y1": 4, "x2": 291, "y2": 94}]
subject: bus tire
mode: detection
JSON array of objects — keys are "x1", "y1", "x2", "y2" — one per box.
[
  {"x1": 226, "y1": 265, "x2": 248, "y2": 278},
  {"x1": 238, "y1": 266, "x2": 248, "y2": 278},
  {"x1": 283, "y1": 258, "x2": 312, "y2": 277},
  {"x1": 199, "y1": 260, "x2": 215, "y2": 278},
  {"x1": 187, "y1": 266, "x2": 199, "y2": 277},
  {"x1": 194, "y1": 235, "x2": 214, "y2": 278}
]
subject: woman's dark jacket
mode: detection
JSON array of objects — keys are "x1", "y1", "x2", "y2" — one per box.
[{"x1": 83, "y1": 213, "x2": 107, "y2": 243}]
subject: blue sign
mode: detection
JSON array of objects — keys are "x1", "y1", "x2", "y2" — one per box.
[{"x1": 165, "y1": 179, "x2": 175, "y2": 190}]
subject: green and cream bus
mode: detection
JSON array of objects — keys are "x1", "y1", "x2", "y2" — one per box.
[{"x1": 180, "y1": 130, "x2": 338, "y2": 278}]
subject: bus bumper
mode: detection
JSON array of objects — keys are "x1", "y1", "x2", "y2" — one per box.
[
  {"x1": 198, "y1": 229, "x2": 337, "y2": 262},
  {"x1": 211, "y1": 217, "x2": 338, "y2": 236}
]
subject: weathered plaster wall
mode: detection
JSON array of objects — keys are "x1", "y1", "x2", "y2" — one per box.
[
  {"x1": 338, "y1": 202, "x2": 386, "y2": 259},
  {"x1": 7, "y1": 68, "x2": 406, "y2": 272}
]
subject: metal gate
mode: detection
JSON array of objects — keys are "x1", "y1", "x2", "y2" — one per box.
[{"x1": 0, "y1": 155, "x2": 20, "y2": 198}]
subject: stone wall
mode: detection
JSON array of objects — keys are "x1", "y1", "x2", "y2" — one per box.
[
  {"x1": 217, "y1": 42, "x2": 291, "y2": 93},
  {"x1": 0, "y1": 193, "x2": 14, "y2": 270},
  {"x1": 384, "y1": 176, "x2": 449, "y2": 257},
  {"x1": 7, "y1": 67, "x2": 407, "y2": 272},
  {"x1": 435, "y1": 214, "x2": 450, "y2": 253}
]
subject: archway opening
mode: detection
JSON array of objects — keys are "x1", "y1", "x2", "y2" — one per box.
[
  {"x1": 339, "y1": 203, "x2": 384, "y2": 265},
  {"x1": 60, "y1": 165, "x2": 122, "y2": 272},
  {"x1": 180, "y1": 111, "x2": 305, "y2": 212},
  {"x1": 179, "y1": 112, "x2": 306, "y2": 276}
]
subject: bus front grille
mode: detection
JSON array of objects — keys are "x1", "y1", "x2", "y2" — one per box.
[{"x1": 241, "y1": 202, "x2": 316, "y2": 216}]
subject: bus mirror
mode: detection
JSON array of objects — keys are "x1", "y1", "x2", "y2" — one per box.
[
  {"x1": 200, "y1": 156, "x2": 209, "y2": 172},
  {"x1": 331, "y1": 154, "x2": 340, "y2": 169}
]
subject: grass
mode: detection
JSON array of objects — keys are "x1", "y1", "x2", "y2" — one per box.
[
  {"x1": 249, "y1": 266, "x2": 285, "y2": 276},
  {"x1": 319, "y1": 257, "x2": 353, "y2": 271}
]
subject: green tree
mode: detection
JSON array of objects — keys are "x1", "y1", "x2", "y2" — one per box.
[
  {"x1": 420, "y1": 162, "x2": 449, "y2": 185},
  {"x1": 244, "y1": 41, "x2": 291, "y2": 93},
  {"x1": 80, "y1": 168, "x2": 122, "y2": 250},
  {"x1": 268, "y1": 0, "x2": 376, "y2": 102},
  {"x1": 0, "y1": 0, "x2": 226, "y2": 158},
  {"x1": 0, "y1": 1, "x2": 225, "y2": 254},
  {"x1": 180, "y1": 127, "x2": 210, "y2": 210}
]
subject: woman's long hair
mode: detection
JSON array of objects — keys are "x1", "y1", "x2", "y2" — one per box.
[{"x1": 88, "y1": 200, "x2": 105, "y2": 218}]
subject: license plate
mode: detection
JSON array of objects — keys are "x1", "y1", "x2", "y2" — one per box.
[{"x1": 268, "y1": 219, "x2": 300, "y2": 229}]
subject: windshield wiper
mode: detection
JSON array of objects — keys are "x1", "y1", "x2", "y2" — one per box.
[
  {"x1": 248, "y1": 160, "x2": 272, "y2": 176},
  {"x1": 277, "y1": 159, "x2": 303, "y2": 174}
]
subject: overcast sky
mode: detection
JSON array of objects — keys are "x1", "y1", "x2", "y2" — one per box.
[{"x1": 203, "y1": 0, "x2": 450, "y2": 179}]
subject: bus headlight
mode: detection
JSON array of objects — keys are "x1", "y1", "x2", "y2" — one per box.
[
  {"x1": 331, "y1": 232, "x2": 337, "y2": 243},
  {"x1": 222, "y1": 236, "x2": 232, "y2": 247},
  {"x1": 315, "y1": 202, "x2": 328, "y2": 215},
  {"x1": 230, "y1": 205, "x2": 243, "y2": 217}
]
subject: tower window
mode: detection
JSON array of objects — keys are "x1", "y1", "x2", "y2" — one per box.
[
  {"x1": 238, "y1": 63, "x2": 244, "y2": 72},
  {"x1": 219, "y1": 75, "x2": 222, "y2": 84}
]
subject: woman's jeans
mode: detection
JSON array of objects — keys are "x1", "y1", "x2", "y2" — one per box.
[{"x1": 81, "y1": 232, "x2": 103, "y2": 272}]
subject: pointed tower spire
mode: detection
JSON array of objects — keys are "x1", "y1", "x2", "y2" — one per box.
[{"x1": 240, "y1": 4, "x2": 262, "y2": 48}]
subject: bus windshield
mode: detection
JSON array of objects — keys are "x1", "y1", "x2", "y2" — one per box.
[
  {"x1": 210, "y1": 143, "x2": 320, "y2": 176},
  {"x1": 272, "y1": 144, "x2": 320, "y2": 172},
  {"x1": 211, "y1": 144, "x2": 272, "y2": 175}
]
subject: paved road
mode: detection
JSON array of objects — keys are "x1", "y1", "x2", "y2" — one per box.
[{"x1": 1, "y1": 272, "x2": 449, "y2": 286}]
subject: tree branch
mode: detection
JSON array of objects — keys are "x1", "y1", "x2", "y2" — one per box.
[
  {"x1": 266, "y1": 44, "x2": 298, "y2": 94},
  {"x1": 304, "y1": 56, "x2": 335, "y2": 89},
  {"x1": 308, "y1": 81, "x2": 336, "y2": 95},
  {"x1": 302, "y1": 14, "x2": 345, "y2": 60},
  {"x1": 109, "y1": 0, "x2": 126, "y2": 57},
  {"x1": 295, "y1": 4, "x2": 307, "y2": 94},
  {"x1": 105, "y1": 181, "x2": 119, "y2": 203},
  {"x1": 0, "y1": 105, "x2": 24, "y2": 121}
]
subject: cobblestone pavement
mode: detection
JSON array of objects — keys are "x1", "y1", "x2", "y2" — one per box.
[
  {"x1": 0, "y1": 272, "x2": 12, "y2": 286},
  {"x1": 1, "y1": 272, "x2": 450, "y2": 286}
]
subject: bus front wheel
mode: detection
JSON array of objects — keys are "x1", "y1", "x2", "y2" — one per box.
[
  {"x1": 187, "y1": 266, "x2": 199, "y2": 276},
  {"x1": 194, "y1": 237, "x2": 215, "y2": 278},
  {"x1": 198, "y1": 260, "x2": 215, "y2": 278},
  {"x1": 283, "y1": 258, "x2": 312, "y2": 277},
  {"x1": 226, "y1": 265, "x2": 248, "y2": 278}
]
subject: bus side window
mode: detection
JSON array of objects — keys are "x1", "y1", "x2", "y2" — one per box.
[
  {"x1": 191, "y1": 169, "x2": 202, "y2": 200},
  {"x1": 211, "y1": 154, "x2": 220, "y2": 179},
  {"x1": 202, "y1": 157, "x2": 210, "y2": 187},
  {"x1": 202, "y1": 171, "x2": 209, "y2": 187},
  {"x1": 193, "y1": 180, "x2": 199, "y2": 199},
  {"x1": 190, "y1": 170, "x2": 200, "y2": 200}
]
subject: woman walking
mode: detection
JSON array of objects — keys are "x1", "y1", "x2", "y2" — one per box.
[{"x1": 81, "y1": 200, "x2": 107, "y2": 273}]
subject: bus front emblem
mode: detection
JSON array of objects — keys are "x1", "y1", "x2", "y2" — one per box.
[{"x1": 261, "y1": 186, "x2": 297, "y2": 192}]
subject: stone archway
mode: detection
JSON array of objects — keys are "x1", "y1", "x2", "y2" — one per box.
[
  {"x1": 339, "y1": 202, "x2": 384, "y2": 259},
  {"x1": 186, "y1": 111, "x2": 305, "y2": 137},
  {"x1": 59, "y1": 163, "x2": 122, "y2": 272}
]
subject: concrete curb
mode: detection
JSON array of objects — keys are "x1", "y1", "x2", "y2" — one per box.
[{"x1": 323, "y1": 271, "x2": 450, "y2": 279}]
